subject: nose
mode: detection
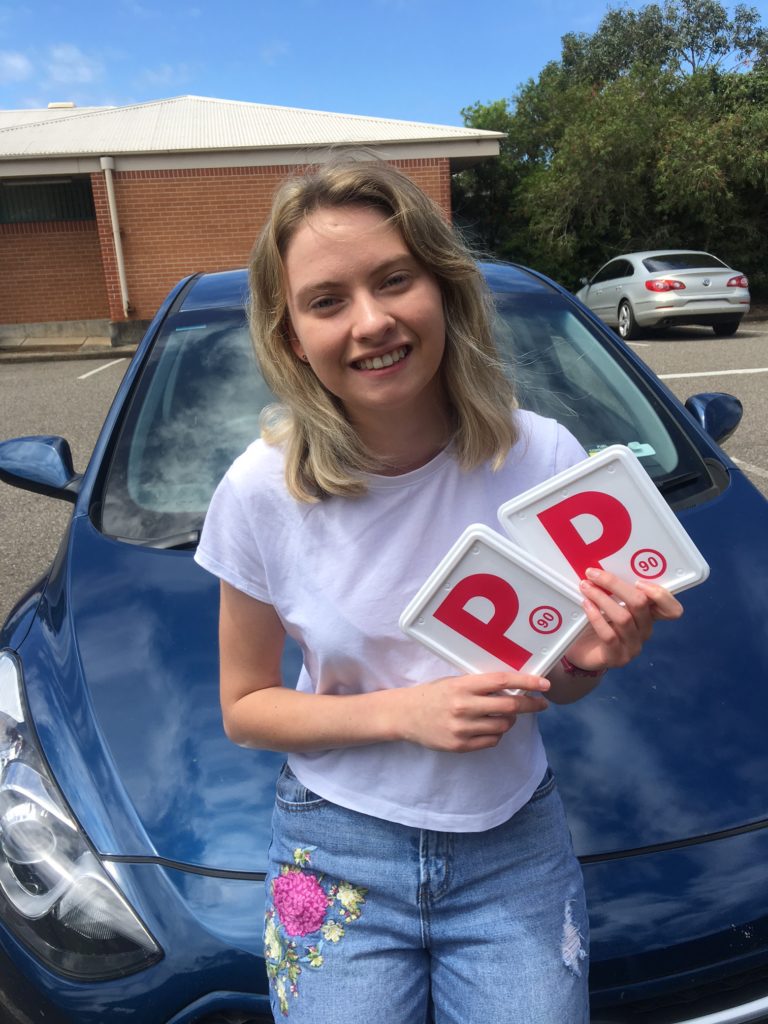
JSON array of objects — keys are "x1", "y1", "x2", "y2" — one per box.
[{"x1": 350, "y1": 290, "x2": 395, "y2": 341}]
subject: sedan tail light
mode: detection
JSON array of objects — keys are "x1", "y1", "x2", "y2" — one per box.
[
  {"x1": 645, "y1": 279, "x2": 686, "y2": 292},
  {"x1": 727, "y1": 275, "x2": 749, "y2": 288}
]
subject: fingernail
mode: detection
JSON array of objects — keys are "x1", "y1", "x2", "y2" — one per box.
[
  {"x1": 586, "y1": 568, "x2": 600, "y2": 580},
  {"x1": 580, "y1": 579, "x2": 591, "y2": 591}
]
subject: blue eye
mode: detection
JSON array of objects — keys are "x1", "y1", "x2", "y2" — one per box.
[{"x1": 384, "y1": 273, "x2": 409, "y2": 289}]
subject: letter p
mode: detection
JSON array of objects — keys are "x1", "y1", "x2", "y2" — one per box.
[
  {"x1": 536, "y1": 490, "x2": 632, "y2": 580},
  {"x1": 433, "y1": 573, "x2": 532, "y2": 671}
]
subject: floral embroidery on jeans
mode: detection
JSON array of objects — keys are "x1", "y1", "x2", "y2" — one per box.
[{"x1": 265, "y1": 846, "x2": 367, "y2": 1016}]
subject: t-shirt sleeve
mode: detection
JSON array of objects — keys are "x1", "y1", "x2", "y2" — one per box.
[
  {"x1": 194, "y1": 471, "x2": 271, "y2": 602},
  {"x1": 553, "y1": 421, "x2": 588, "y2": 474}
]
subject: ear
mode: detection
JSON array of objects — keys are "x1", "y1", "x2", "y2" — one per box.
[
  {"x1": 284, "y1": 317, "x2": 306, "y2": 362},
  {"x1": 289, "y1": 336, "x2": 307, "y2": 362}
]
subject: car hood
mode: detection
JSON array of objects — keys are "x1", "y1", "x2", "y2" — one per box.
[
  {"x1": 542, "y1": 468, "x2": 768, "y2": 856},
  {"x1": 23, "y1": 513, "x2": 287, "y2": 874},
  {"x1": 21, "y1": 470, "x2": 768, "y2": 873}
]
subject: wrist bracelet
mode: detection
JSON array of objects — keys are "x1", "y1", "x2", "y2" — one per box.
[{"x1": 560, "y1": 655, "x2": 605, "y2": 679}]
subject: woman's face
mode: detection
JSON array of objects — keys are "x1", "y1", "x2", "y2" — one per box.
[{"x1": 282, "y1": 204, "x2": 447, "y2": 432}]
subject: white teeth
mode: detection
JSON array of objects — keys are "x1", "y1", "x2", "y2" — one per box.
[{"x1": 356, "y1": 346, "x2": 407, "y2": 371}]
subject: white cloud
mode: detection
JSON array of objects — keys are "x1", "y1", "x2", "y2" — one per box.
[
  {"x1": 119, "y1": 0, "x2": 159, "y2": 17},
  {"x1": 46, "y1": 43, "x2": 104, "y2": 85},
  {"x1": 0, "y1": 50, "x2": 33, "y2": 82},
  {"x1": 259, "y1": 41, "x2": 289, "y2": 66},
  {"x1": 136, "y1": 62, "x2": 192, "y2": 88}
]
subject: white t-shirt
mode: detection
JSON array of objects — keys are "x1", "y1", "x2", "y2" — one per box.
[{"x1": 195, "y1": 409, "x2": 586, "y2": 831}]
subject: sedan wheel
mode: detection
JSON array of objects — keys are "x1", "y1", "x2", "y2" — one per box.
[
  {"x1": 618, "y1": 300, "x2": 639, "y2": 340},
  {"x1": 712, "y1": 319, "x2": 740, "y2": 337}
]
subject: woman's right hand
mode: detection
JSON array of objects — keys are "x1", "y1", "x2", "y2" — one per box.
[{"x1": 398, "y1": 673, "x2": 550, "y2": 753}]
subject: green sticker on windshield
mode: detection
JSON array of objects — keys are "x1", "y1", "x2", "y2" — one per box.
[
  {"x1": 628, "y1": 442, "x2": 656, "y2": 457},
  {"x1": 588, "y1": 442, "x2": 656, "y2": 458}
]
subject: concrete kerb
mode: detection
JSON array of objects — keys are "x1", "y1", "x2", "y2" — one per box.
[
  {"x1": 0, "y1": 332, "x2": 138, "y2": 363},
  {"x1": 0, "y1": 316, "x2": 149, "y2": 363},
  {"x1": 0, "y1": 344, "x2": 138, "y2": 364}
]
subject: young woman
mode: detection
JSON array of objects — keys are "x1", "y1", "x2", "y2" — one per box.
[{"x1": 195, "y1": 158, "x2": 682, "y2": 1022}]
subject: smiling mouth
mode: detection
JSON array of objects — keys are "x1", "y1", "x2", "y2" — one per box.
[{"x1": 352, "y1": 345, "x2": 410, "y2": 371}]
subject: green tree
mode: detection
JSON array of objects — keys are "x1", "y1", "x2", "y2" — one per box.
[
  {"x1": 452, "y1": 99, "x2": 521, "y2": 256},
  {"x1": 452, "y1": 1, "x2": 768, "y2": 296},
  {"x1": 561, "y1": 0, "x2": 768, "y2": 80}
]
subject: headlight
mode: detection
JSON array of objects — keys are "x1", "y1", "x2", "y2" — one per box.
[{"x1": 0, "y1": 650, "x2": 161, "y2": 979}]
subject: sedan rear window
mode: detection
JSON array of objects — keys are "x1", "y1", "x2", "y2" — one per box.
[{"x1": 642, "y1": 253, "x2": 728, "y2": 272}]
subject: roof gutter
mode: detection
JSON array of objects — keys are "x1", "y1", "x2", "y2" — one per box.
[{"x1": 99, "y1": 156, "x2": 130, "y2": 318}]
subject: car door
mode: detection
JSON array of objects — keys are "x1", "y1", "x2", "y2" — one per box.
[{"x1": 583, "y1": 260, "x2": 624, "y2": 323}]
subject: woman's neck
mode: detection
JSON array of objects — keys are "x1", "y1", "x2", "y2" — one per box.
[{"x1": 353, "y1": 403, "x2": 454, "y2": 476}]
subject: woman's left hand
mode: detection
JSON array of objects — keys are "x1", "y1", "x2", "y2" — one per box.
[{"x1": 564, "y1": 567, "x2": 684, "y2": 673}]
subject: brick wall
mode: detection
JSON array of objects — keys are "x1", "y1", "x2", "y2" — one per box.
[
  {"x1": 0, "y1": 220, "x2": 109, "y2": 324},
  {"x1": 97, "y1": 157, "x2": 452, "y2": 322}
]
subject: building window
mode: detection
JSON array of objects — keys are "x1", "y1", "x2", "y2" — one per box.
[{"x1": 0, "y1": 178, "x2": 95, "y2": 224}]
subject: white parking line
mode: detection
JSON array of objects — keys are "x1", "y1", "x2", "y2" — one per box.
[
  {"x1": 77, "y1": 359, "x2": 127, "y2": 380},
  {"x1": 732, "y1": 457, "x2": 768, "y2": 481},
  {"x1": 659, "y1": 367, "x2": 768, "y2": 380}
]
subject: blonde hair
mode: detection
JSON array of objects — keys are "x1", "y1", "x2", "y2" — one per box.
[{"x1": 248, "y1": 156, "x2": 518, "y2": 502}]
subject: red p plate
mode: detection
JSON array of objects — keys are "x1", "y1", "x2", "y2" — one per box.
[{"x1": 433, "y1": 573, "x2": 532, "y2": 671}]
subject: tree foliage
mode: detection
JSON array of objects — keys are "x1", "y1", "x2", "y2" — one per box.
[
  {"x1": 562, "y1": 0, "x2": 768, "y2": 78},
  {"x1": 452, "y1": 0, "x2": 768, "y2": 296}
]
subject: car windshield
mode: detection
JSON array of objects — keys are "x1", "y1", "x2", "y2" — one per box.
[
  {"x1": 642, "y1": 253, "x2": 728, "y2": 272},
  {"x1": 98, "y1": 287, "x2": 714, "y2": 546}
]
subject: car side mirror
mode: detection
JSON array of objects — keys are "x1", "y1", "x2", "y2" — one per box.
[
  {"x1": 684, "y1": 393, "x2": 743, "y2": 445},
  {"x1": 0, "y1": 435, "x2": 81, "y2": 503}
]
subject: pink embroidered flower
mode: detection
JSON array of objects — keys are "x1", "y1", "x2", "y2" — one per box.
[{"x1": 273, "y1": 871, "x2": 328, "y2": 937}]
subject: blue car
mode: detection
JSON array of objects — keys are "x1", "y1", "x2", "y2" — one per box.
[{"x1": 1, "y1": 263, "x2": 767, "y2": 1023}]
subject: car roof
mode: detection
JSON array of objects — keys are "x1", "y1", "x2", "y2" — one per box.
[
  {"x1": 606, "y1": 250, "x2": 717, "y2": 261},
  {"x1": 178, "y1": 261, "x2": 559, "y2": 313},
  {"x1": 179, "y1": 269, "x2": 251, "y2": 312}
]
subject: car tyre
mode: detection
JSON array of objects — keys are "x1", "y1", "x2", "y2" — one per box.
[
  {"x1": 712, "y1": 320, "x2": 740, "y2": 337},
  {"x1": 617, "y1": 300, "x2": 640, "y2": 340}
]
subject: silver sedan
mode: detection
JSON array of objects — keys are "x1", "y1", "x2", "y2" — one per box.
[{"x1": 575, "y1": 250, "x2": 750, "y2": 339}]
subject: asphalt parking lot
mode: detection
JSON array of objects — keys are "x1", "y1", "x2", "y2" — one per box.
[
  {"x1": 626, "y1": 318, "x2": 768, "y2": 493},
  {"x1": 0, "y1": 318, "x2": 767, "y2": 626}
]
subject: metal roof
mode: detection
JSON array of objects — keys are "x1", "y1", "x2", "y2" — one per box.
[
  {"x1": 0, "y1": 106, "x2": 105, "y2": 129},
  {"x1": 0, "y1": 95, "x2": 502, "y2": 160}
]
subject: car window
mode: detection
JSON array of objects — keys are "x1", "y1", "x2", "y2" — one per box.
[
  {"x1": 97, "y1": 287, "x2": 718, "y2": 546},
  {"x1": 100, "y1": 308, "x2": 270, "y2": 545},
  {"x1": 642, "y1": 253, "x2": 728, "y2": 272},
  {"x1": 491, "y1": 292, "x2": 693, "y2": 476},
  {"x1": 590, "y1": 261, "x2": 623, "y2": 284}
]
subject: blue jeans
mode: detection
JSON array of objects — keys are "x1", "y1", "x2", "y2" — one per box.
[{"x1": 264, "y1": 764, "x2": 589, "y2": 1022}]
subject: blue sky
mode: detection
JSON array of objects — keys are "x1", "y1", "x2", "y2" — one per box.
[{"x1": 2, "y1": 0, "x2": 768, "y2": 126}]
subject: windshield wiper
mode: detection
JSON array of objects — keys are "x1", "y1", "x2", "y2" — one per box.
[
  {"x1": 106, "y1": 529, "x2": 201, "y2": 550},
  {"x1": 655, "y1": 471, "x2": 703, "y2": 495},
  {"x1": 148, "y1": 530, "x2": 201, "y2": 550}
]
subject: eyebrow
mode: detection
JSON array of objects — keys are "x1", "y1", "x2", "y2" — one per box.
[{"x1": 293, "y1": 254, "x2": 417, "y2": 305}]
